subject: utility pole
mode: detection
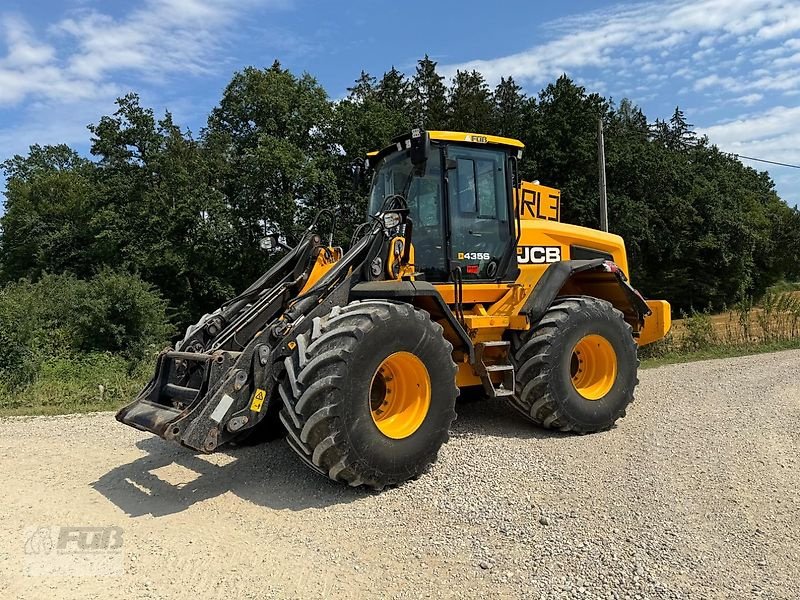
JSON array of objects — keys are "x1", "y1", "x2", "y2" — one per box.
[{"x1": 597, "y1": 118, "x2": 608, "y2": 232}]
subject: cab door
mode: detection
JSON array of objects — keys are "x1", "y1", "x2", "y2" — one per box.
[{"x1": 445, "y1": 145, "x2": 513, "y2": 280}]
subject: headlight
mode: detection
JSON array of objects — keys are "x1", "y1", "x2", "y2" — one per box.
[
  {"x1": 259, "y1": 234, "x2": 278, "y2": 251},
  {"x1": 382, "y1": 212, "x2": 402, "y2": 229}
]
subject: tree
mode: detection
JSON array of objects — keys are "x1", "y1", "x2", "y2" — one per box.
[
  {"x1": 523, "y1": 75, "x2": 607, "y2": 227},
  {"x1": 88, "y1": 94, "x2": 234, "y2": 323},
  {"x1": 376, "y1": 67, "x2": 411, "y2": 121},
  {"x1": 651, "y1": 106, "x2": 696, "y2": 151},
  {"x1": 204, "y1": 62, "x2": 339, "y2": 285},
  {"x1": 3, "y1": 58, "x2": 799, "y2": 328},
  {"x1": 448, "y1": 70, "x2": 493, "y2": 133},
  {"x1": 347, "y1": 71, "x2": 377, "y2": 103},
  {"x1": 409, "y1": 55, "x2": 449, "y2": 129},
  {"x1": 492, "y1": 76, "x2": 528, "y2": 139},
  {"x1": 333, "y1": 66, "x2": 419, "y2": 237},
  {"x1": 1, "y1": 145, "x2": 97, "y2": 282}
]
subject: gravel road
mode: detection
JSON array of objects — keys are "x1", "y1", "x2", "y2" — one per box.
[{"x1": 2, "y1": 350, "x2": 799, "y2": 600}]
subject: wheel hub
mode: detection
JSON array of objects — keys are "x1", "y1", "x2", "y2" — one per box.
[
  {"x1": 369, "y1": 351, "x2": 431, "y2": 439},
  {"x1": 570, "y1": 334, "x2": 618, "y2": 400}
]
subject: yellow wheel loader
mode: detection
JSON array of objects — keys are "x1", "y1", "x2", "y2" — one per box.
[{"x1": 117, "y1": 129, "x2": 671, "y2": 489}]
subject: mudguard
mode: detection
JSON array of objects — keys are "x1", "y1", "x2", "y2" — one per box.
[{"x1": 522, "y1": 259, "x2": 652, "y2": 327}]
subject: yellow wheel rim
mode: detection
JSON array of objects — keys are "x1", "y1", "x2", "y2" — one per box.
[
  {"x1": 369, "y1": 351, "x2": 431, "y2": 439},
  {"x1": 570, "y1": 334, "x2": 618, "y2": 400}
]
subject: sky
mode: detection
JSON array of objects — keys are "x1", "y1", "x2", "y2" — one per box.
[{"x1": 1, "y1": 0, "x2": 799, "y2": 209}]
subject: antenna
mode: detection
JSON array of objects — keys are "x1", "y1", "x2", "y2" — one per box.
[{"x1": 597, "y1": 118, "x2": 608, "y2": 232}]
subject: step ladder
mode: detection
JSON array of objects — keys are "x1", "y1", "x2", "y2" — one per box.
[{"x1": 474, "y1": 340, "x2": 515, "y2": 398}]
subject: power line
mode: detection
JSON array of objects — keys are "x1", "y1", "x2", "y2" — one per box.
[{"x1": 731, "y1": 154, "x2": 800, "y2": 170}]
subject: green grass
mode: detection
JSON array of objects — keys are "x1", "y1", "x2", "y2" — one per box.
[
  {"x1": 766, "y1": 280, "x2": 800, "y2": 294},
  {"x1": 2, "y1": 339, "x2": 800, "y2": 417},
  {"x1": 0, "y1": 353, "x2": 151, "y2": 417},
  {"x1": 640, "y1": 337, "x2": 800, "y2": 369}
]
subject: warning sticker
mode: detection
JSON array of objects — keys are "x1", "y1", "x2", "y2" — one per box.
[{"x1": 250, "y1": 388, "x2": 267, "y2": 412}]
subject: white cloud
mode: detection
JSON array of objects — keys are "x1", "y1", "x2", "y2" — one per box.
[
  {"x1": 440, "y1": 0, "x2": 800, "y2": 101},
  {"x1": 0, "y1": 0, "x2": 299, "y2": 205},
  {"x1": 0, "y1": 98, "x2": 110, "y2": 154},
  {"x1": 693, "y1": 74, "x2": 738, "y2": 92},
  {"x1": 701, "y1": 105, "x2": 800, "y2": 149},
  {"x1": 0, "y1": 15, "x2": 85, "y2": 105},
  {"x1": 54, "y1": 1, "x2": 240, "y2": 81},
  {"x1": 437, "y1": 0, "x2": 800, "y2": 205},
  {"x1": 0, "y1": 0, "x2": 284, "y2": 109},
  {"x1": 735, "y1": 93, "x2": 764, "y2": 105},
  {"x1": 1, "y1": 15, "x2": 54, "y2": 67},
  {"x1": 755, "y1": 6, "x2": 800, "y2": 39},
  {"x1": 774, "y1": 52, "x2": 800, "y2": 67},
  {"x1": 699, "y1": 105, "x2": 800, "y2": 203}
]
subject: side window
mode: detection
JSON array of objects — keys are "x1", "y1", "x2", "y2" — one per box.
[
  {"x1": 476, "y1": 159, "x2": 498, "y2": 218},
  {"x1": 452, "y1": 157, "x2": 504, "y2": 219},
  {"x1": 456, "y1": 158, "x2": 477, "y2": 213}
]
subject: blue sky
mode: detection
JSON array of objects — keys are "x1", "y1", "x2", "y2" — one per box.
[{"x1": 1, "y1": 0, "x2": 799, "y2": 208}]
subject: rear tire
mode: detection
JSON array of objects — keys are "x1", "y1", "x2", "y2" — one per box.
[
  {"x1": 279, "y1": 300, "x2": 458, "y2": 489},
  {"x1": 507, "y1": 296, "x2": 638, "y2": 433}
]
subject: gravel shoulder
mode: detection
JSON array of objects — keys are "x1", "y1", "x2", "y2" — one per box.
[{"x1": 1, "y1": 350, "x2": 799, "y2": 599}]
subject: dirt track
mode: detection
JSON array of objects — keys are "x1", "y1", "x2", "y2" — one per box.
[{"x1": 1, "y1": 350, "x2": 799, "y2": 599}]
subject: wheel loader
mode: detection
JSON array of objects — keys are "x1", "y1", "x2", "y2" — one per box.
[{"x1": 116, "y1": 129, "x2": 671, "y2": 489}]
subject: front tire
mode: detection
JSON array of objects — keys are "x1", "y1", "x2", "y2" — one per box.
[
  {"x1": 508, "y1": 296, "x2": 639, "y2": 433},
  {"x1": 279, "y1": 300, "x2": 458, "y2": 489}
]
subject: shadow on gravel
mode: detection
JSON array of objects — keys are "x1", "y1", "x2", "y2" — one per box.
[
  {"x1": 452, "y1": 395, "x2": 568, "y2": 441},
  {"x1": 92, "y1": 396, "x2": 565, "y2": 518},
  {"x1": 91, "y1": 436, "x2": 369, "y2": 518}
]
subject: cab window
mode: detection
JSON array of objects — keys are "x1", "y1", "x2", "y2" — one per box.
[{"x1": 368, "y1": 148, "x2": 448, "y2": 281}]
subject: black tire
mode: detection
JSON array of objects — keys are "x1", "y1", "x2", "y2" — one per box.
[
  {"x1": 508, "y1": 296, "x2": 638, "y2": 433},
  {"x1": 279, "y1": 300, "x2": 458, "y2": 489}
]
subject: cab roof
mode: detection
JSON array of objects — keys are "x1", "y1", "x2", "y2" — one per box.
[{"x1": 366, "y1": 130, "x2": 524, "y2": 161}]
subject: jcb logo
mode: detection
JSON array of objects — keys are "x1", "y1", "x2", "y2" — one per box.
[{"x1": 517, "y1": 246, "x2": 561, "y2": 264}]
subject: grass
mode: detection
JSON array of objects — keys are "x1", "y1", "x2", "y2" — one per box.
[
  {"x1": 640, "y1": 288, "x2": 800, "y2": 368},
  {"x1": 0, "y1": 353, "x2": 151, "y2": 417},
  {"x1": 641, "y1": 337, "x2": 800, "y2": 369}
]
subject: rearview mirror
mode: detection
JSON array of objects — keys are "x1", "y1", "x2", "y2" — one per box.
[
  {"x1": 409, "y1": 128, "x2": 430, "y2": 174},
  {"x1": 350, "y1": 157, "x2": 365, "y2": 191}
]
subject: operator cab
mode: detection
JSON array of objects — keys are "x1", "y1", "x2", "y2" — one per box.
[{"x1": 367, "y1": 130, "x2": 523, "y2": 283}]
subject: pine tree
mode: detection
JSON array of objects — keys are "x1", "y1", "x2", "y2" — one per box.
[
  {"x1": 615, "y1": 98, "x2": 648, "y2": 133},
  {"x1": 668, "y1": 106, "x2": 695, "y2": 150},
  {"x1": 376, "y1": 67, "x2": 409, "y2": 116},
  {"x1": 409, "y1": 55, "x2": 449, "y2": 129},
  {"x1": 650, "y1": 106, "x2": 695, "y2": 150},
  {"x1": 348, "y1": 71, "x2": 377, "y2": 103},
  {"x1": 448, "y1": 70, "x2": 493, "y2": 133},
  {"x1": 493, "y1": 76, "x2": 527, "y2": 138}
]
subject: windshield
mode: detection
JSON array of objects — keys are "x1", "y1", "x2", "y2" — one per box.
[
  {"x1": 368, "y1": 151, "x2": 415, "y2": 215},
  {"x1": 367, "y1": 148, "x2": 448, "y2": 281}
]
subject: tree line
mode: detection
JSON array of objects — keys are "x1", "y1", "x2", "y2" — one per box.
[{"x1": 2, "y1": 56, "x2": 799, "y2": 334}]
